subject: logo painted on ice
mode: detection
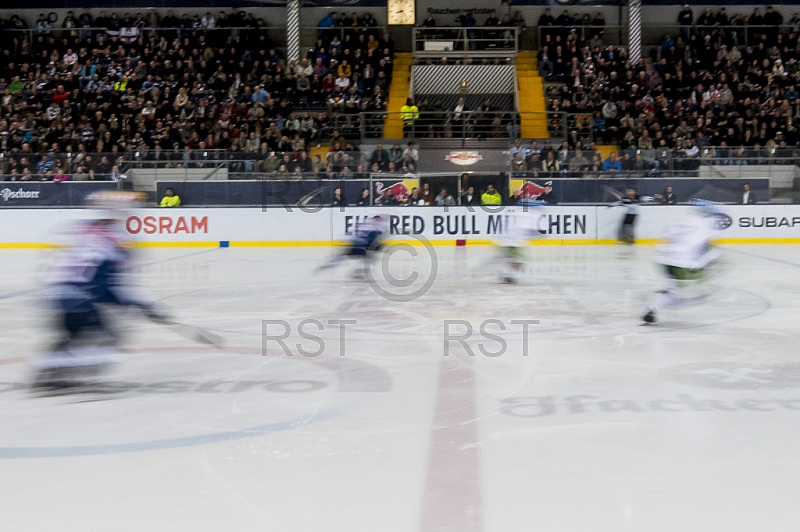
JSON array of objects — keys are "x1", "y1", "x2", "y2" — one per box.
[
  {"x1": 660, "y1": 362, "x2": 800, "y2": 390},
  {"x1": 445, "y1": 151, "x2": 484, "y2": 166}
]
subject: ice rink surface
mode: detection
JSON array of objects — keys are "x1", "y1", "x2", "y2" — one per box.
[{"x1": 2, "y1": 244, "x2": 800, "y2": 531}]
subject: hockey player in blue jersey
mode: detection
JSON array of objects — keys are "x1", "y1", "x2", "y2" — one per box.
[
  {"x1": 33, "y1": 193, "x2": 167, "y2": 386},
  {"x1": 317, "y1": 215, "x2": 387, "y2": 279}
]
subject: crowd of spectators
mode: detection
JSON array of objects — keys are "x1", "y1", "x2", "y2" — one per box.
[
  {"x1": 540, "y1": 6, "x2": 800, "y2": 172},
  {"x1": 509, "y1": 137, "x2": 609, "y2": 178},
  {"x1": 510, "y1": 134, "x2": 798, "y2": 179},
  {"x1": 0, "y1": 9, "x2": 393, "y2": 181}
]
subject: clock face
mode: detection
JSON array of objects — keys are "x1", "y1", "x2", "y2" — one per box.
[{"x1": 387, "y1": 0, "x2": 415, "y2": 25}]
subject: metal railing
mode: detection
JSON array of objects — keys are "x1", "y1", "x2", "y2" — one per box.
[
  {"x1": 644, "y1": 24, "x2": 799, "y2": 53},
  {"x1": 537, "y1": 24, "x2": 626, "y2": 50},
  {"x1": 304, "y1": 25, "x2": 392, "y2": 50},
  {"x1": 3, "y1": 144, "x2": 797, "y2": 185},
  {"x1": 0, "y1": 150, "x2": 233, "y2": 179},
  {"x1": 508, "y1": 146, "x2": 800, "y2": 177},
  {"x1": 535, "y1": 23, "x2": 797, "y2": 55},
  {"x1": 359, "y1": 110, "x2": 593, "y2": 143},
  {"x1": 0, "y1": 25, "x2": 287, "y2": 51},
  {"x1": 413, "y1": 26, "x2": 519, "y2": 57}
]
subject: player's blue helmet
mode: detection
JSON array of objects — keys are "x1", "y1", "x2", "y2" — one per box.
[{"x1": 691, "y1": 198, "x2": 722, "y2": 215}]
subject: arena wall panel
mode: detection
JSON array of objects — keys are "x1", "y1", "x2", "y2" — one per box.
[{"x1": 1, "y1": 206, "x2": 799, "y2": 249}]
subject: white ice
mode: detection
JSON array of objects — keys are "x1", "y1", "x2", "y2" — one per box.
[{"x1": 1, "y1": 244, "x2": 800, "y2": 531}]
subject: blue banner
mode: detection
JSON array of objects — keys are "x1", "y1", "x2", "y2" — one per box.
[{"x1": 0, "y1": 182, "x2": 118, "y2": 208}]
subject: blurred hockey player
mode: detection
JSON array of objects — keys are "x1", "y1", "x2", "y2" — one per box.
[
  {"x1": 33, "y1": 192, "x2": 167, "y2": 386},
  {"x1": 642, "y1": 201, "x2": 724, "y2": 324},
  {"x1": 317, "y1": 215, "x2": 388, "y2": 279},
  {"x1": 613, "y1": 188, "x2": 641, "y2": 244},
  {"x1": 495, "y1": 204, "x2": 545, "y2": 284}
]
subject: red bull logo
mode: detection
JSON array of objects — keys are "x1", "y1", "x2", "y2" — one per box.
[
  {"x1": 375, "y1": 181, "x2": 410, "y2": 202},
  {"x1": 445, "y1": 151, "x2": 484, "y2": 166},
  {"x1": 519, "y1": 181, "x2": 546, "y2": 200}
]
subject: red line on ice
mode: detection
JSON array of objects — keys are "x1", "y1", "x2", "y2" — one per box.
[{"x1": 419, "y1": 350, "x2": 482, "y2": 532}]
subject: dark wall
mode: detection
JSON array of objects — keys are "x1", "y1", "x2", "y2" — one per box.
[
  {"x1": 156, "y1": 178, "x2": 770, "y2": 207},
  {"x1": 0, "y1": 182, "x2": 118, "y2": 208}
]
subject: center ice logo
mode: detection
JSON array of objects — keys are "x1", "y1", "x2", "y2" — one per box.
[{"x1": 660, "y1": 362, "x2": 800, "y2": 389}]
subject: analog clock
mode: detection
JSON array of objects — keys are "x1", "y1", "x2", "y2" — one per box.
[{"x1": 387, "y1": 0, "x2": 415, "y2": 25}]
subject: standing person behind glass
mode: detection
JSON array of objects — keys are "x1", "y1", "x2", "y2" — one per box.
[
  {"x1": 435, "y1": 187, "x2": 456, "y2": 206},
  {"x1": 457, "y1": 9, "x2": 477, "y2": 51},
  {"x1": 655, "y1": 186, "x2": 678, "y2": 205},
  {"x1": 332, "y1": 187, "x2": 345, "y2": 207},
  {"x1": 449, "y1": 97, "x2": 467, "y2": 138},
  {"x1": 400, "y1": 98, "x2": 419, "y2": 138},
  {"x1": 740, "y1": 183, "x2": 758, "y2": 204},
  {"x1": 462, "y1": 186, "x2": 480, "y2": 206},
  {"x1": 677, "y1": 4, "x2": 693, "y2": 42}
]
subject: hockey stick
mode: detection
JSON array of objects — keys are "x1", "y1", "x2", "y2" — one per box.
[
  {"x1": 604, "y1": 186, "x2": 624, "y2": 202},
  {"x1": 162, "y1": 319, "x2": 226, "y2": 347}
]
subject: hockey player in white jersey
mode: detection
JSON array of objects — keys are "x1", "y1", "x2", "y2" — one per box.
[
  {"x1": 33, "y1": 192, "x2": 167, "y2": 386},
  {"x1": 611, "y1": 188, "x2": 641, "y2": 244},
  {"x1": 642, "y1": 201, "x2": 725, "y2": 324},
  {"x1": 495, "y1": 204, "x2": 546, "y2": 284}
]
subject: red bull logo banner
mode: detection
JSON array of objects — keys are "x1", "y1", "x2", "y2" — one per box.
[
  {"x1": 519, "y1": 181, "x2": 546, "y2": 200},
  {"x1": 374, "y1": 179, "x2": 418, "y2": 203},
  {"x1": 421, "y1": 149, "x2": 510, "y2": 172},
  {"x1": 445, "y1": 151, "x2": 484, "y2": 166},
  {"x1": 511, "y1": 179, "x2": 553, "y2": 201}
]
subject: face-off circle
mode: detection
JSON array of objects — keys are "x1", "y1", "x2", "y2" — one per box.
[{"x1": 0, "y1": 348, "x2": 392, "y2": 458}]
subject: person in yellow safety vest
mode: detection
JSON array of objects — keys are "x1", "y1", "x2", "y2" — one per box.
[
  {"x1": 400, "y1": 98, "x2": 419, "y2": 138},
  {"x1": 481, "y1": 183, "x2": 503, "y2": 205},
  {"x1": 160, "y1": 187, "x2": 181, "y2": 207}
]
